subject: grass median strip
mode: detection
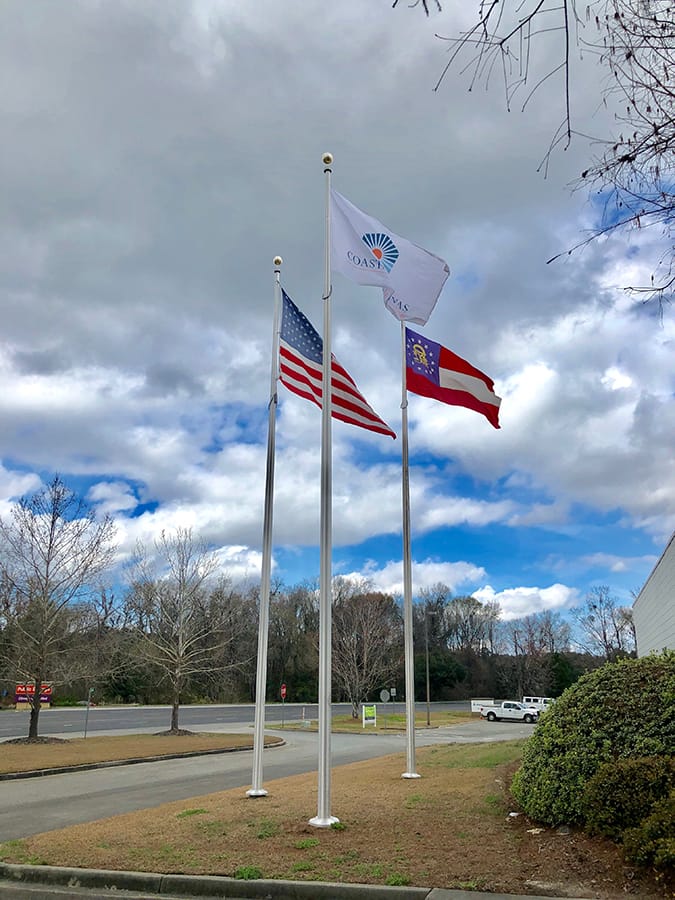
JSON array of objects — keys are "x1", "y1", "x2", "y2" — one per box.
[
  {"x1": 0, "y1": 732, "x2": 282, "y2": 774},
  {"x1": 276, "y1": 711, "x2": 473, "y2": 733}
]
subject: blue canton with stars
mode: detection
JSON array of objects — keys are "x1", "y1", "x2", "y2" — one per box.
[
  {"x1": 406, "y1": 327, "x2": 440, "y2": 385},
  {"x1": 281, "y1": 289, "x2": 323, "y2": 362}
]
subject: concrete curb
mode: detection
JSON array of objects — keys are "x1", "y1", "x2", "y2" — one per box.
[
  {"x1": 0, "y1": 739, "x2": 285, "y2": 782},
  {"x1": 0, "y1": 864, "x2": 428, "y2": 899},
  {"x1": 0, "y1": 863, "x2": 596, "y2": 900}
]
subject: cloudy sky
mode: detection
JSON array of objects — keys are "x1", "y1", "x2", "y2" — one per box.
[{"x1": 1, "y1": 1, "x2": 673, "y2": 621}]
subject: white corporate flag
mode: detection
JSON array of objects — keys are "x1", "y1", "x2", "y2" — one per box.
[{"x1": 330, "y1": 188, "x2": 450, "y2": 326}]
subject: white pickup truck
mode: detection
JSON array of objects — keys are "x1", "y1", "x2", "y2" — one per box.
[
  {"x1": 479, "y1": 701, "x2": 539, "y2": 723},
  {"x1": 522, "y1": 695, "x2": 554, "y2": 710}
]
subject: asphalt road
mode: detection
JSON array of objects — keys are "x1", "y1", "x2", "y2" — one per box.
[
  {"x1": 0, "y1": 713, "x2": 533, "y2": 842},
  {"x1": 0, "y1": 702, "x2": 470, "y2": 740}
]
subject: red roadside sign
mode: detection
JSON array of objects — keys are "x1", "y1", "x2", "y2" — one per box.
[{"x1": 280, "y1": 683, "x2": 287, "y2": 700}]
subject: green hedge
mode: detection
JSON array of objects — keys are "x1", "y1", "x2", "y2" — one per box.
[
  {"x1": 511, "y1": 651, "x2": 675, "y2": 826},
  {"x1": 622, "y1": 791, "x2": 675, "y2": 876},
  {"x1": 581, "y1": 756, "x2": 675, "y2": 839}
]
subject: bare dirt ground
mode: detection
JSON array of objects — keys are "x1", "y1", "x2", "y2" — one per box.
[{"x1": 0, "y1": 739, "x2": 668, "y2": 898}]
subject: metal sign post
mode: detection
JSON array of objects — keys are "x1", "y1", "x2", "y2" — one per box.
[
  {"x1": 83, "y1": 687, "x2": 94, "y2": 739},
  {"x1": 380, "y1": 689, "x2": 390, "y2": 730}
]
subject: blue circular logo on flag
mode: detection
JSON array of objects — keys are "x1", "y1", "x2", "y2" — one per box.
[{"x1": 361, "y1": 232, "x2": 399, "y2": 273}]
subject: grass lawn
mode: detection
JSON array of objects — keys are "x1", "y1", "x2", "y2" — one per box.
[
  {"x1": 0, "y1": 732, "x2": 282, "y2": 774},
  {"x1": 0, "y1": 739, "x2": 664, "y2": 899},
  {"x1": 276, "y1": 711, "x2": 473, "y2": 733}
]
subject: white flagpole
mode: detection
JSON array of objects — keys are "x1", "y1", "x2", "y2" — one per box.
[
  {"x1": 310, "y1": 153, "x2": 339, "y2": 827},
  {"x1": 400, "y1": 321, "x2": 421, "y2": 779},
  {"x1": 247, "y1": 255, "x2": 283, "y2": 798}
]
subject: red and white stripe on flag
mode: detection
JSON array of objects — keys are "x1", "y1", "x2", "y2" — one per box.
[{"x1": 279, "y1": 290, "x2": 395, "y2": 439}]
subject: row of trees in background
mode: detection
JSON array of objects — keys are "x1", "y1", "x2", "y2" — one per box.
[{"x1": 0, "y1": 478, "x2": 637, "y2": 738}]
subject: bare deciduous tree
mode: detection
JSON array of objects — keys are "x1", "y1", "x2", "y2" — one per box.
[
  {"x1": 415, "y1": 582, "x2": 452, "y2": 649},
  {"x1": 205, "y1": 579, "x2": 258, "y2": 701},
  {"x1": 267, "y1": 582, "x2": 319, "y2": 702},
  {"x1": 331, "y1": 578, "x2": 402, "y2": 718},
  {"x1": 571, "y1": 584, "x2": 636, "y2": 659},
  {"x1": 500, "y1": 610, "x2": 572, "y2": 697},
  {"x1": 0, "y1": 476, "x2": 116, "y2": 739},
  {"x1": 125, "y1": 528, "x2": 237, "y2": 733},
  {"x1": 446, "y1": 594, "x2": 500, "y2": 654}
]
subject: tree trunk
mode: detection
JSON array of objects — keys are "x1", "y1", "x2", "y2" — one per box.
[
  {"x1": 28, "y1": 695, "x2": 40, "y2": 739},
  {"x1": 351, "y1": 699, "x2": 359, "y2": 719},
  {"x1": 170, "y1": 677, "x2": 181, "y2": 732},
  {"x1": 28, "y1": 668, "x2": 45, "y2": 739}
]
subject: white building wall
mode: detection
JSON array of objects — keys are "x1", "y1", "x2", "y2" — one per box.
[{"x1": 633, "y1": 532, "x2": 675, "y2": 656}]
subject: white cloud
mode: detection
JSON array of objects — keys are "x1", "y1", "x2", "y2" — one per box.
[
  {"x1": 474, "y1": 584, "x2": 580, "y2": 621},
  {"x1": 344, "y1": 558, "x2": 486, "y2": 597},
  {"x1": 0, "y1": 0, "x2": 671, "y2": 604},
  {"x1": 580, "y1": 552, "x2": 659, "y2": 576},
  {"x1": 87, "y1": 481, "x2": 139, "y2": 516},
  {"x1": 214, "y1": 545, "x2": 264, "y2": 585},
  {"x1": 0, "y1": 465, "x2": 42, "y2": 519},
  {"x1": 601, "y1": 367, "x2": 633, "y2": 391}
]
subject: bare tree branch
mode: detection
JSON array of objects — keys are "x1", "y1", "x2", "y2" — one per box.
[
  {"x1": 571, "y1": 585, "x2": 636, "y2": 659},
  {"x1": 395, "y1": 0, "x2": 675, "y2": 309},
  {"x1": 331, "y1": 579, "x2": 402, "y2": 718},
  {"x1": 125, "y1": 527, "x2": 241, "y2": 733}
]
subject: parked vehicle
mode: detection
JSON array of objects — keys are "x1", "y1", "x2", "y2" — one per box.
[
  {"x1": 479, "y1": 701, "x2": 539, "y2": 723},
  {"x1": 522, "y1": 696, "x2": 554, "y2": 710}
]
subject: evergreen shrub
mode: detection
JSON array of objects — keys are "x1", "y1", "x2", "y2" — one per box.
[
  {"x1": 580, "y1": 756, "x2": 675, "y2": 839},
  {"x1": 510, "y1": 651, "x2": 675, "y2": 825},
  {"x1": 622, "y1": 791, "x2": 675, "y2": 880}
]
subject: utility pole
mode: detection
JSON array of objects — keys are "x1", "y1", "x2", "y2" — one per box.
[{"x1": 425, "y1": 602, "x2": 431, "y2": 726}]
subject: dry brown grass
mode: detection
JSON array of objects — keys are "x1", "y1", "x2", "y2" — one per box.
[
  {"x1": 0, "y1": 732, "x2": 281, "y2": 774},
  {"x1": 0, "y1": 740, "x2": 665, "y2": 898}
]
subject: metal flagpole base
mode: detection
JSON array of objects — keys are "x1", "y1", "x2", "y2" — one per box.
[
  {"x1": 401, "y1": 772, "x2": 422, "y2": 779},
  {"x1": 308, "y1": 815, "x2": 340, "y2": 828},
  {"x1": 246, "y1": 788, "x2": 269, "y2": 798}
]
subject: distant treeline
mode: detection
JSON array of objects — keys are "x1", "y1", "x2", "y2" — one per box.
[{"x1": 0, "y1": 479, "x2": 635, "y2": 736}]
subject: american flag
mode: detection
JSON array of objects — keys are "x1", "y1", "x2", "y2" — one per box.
[{"x1": 279, "y1": 290, "x2": 395, "y2": 439}]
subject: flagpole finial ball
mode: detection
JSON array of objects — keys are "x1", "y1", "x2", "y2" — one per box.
[
  {"x1": 322, "y1": 152, "x2": 333, "y2": 166},
  {"x1": 273, "y1": 256, "x2": 283, "y2": 267}
]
